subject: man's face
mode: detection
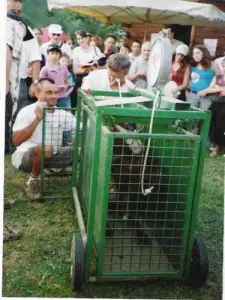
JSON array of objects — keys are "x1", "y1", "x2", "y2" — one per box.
[
  {"x1": 108, "y1": 67, "x2": 126, "y2": 86},
  {"x1": 49, "y1": 32, "x2": 61, "y2": 44},
  {"x1": 131, "y1": 42, "x2": 141, "y2": 56},
  {"x1": 104, "y1": 37, "x2": 116, "y2": 52},
  {"x1": 36, "y1": 82, "x2": 58, "y2": 107},
  {"x1": 142, "y1": 46, "x2": 151, "y2": 60},
  {"x1": 7, "y1": 0, "x2": 22, "y2": 14},
  {"x1": 163, "y1": 28, "x2": 174, "y2": 40},
  {"x1": 120, "y1": 46, "x2": 129, "y2": 55}
]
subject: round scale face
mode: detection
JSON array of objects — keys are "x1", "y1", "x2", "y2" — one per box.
[{"x1": 147, "y1": 38, "x2": 172, "y2": 89}]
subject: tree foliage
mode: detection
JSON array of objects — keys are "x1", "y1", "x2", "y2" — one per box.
[{"x1": 22, "y1": 0, "x2": 125, "y2": 41}]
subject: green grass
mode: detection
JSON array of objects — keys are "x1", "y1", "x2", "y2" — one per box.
[{"x1": 3, "y1": 153, "x2": 224, "y2": 299}]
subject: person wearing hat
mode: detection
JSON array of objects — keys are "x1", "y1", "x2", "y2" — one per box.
[
  {"x1": 40, "y1": 44, "x2": 70, "y2": 108},
  {"x1": 169, "y1": 44, "x2": 191, "y2": 101},
  {"x1": 40, "y1": 24, "x2": 72, "y2": 63}
]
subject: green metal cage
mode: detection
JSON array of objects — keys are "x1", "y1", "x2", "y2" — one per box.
[
  {"x1": 70, "y1": 89, "x2": 211, "y2": 290},
  {"x1": 40, "y1": 107, "x2": 77, "y2": 200}
]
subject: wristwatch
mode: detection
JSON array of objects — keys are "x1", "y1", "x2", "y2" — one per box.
[{"x1": 33, "y1": 79, "x2": 39, "y2": 84}]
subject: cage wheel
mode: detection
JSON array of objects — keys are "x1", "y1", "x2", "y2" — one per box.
[
  {"x1": 71, "y1": 233, "x2": 84, "y2": 291},
  {"x1": 188, "y1": 234, "x2": 209, "y2": 288}
]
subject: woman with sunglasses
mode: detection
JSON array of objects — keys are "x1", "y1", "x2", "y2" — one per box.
[{"x1": 40, "y1": 24, "x2": 72, "y2": 63}]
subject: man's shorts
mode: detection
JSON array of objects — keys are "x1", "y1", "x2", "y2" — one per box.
[{"x1": 19, "y1": 146, "x2": 73, "y2": 173}]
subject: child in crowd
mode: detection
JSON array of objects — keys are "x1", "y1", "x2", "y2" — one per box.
[
  {"x1": 119, "y1": 44, "x2": 130, "y2": 55},
  {"x1": 59, "y1": 53, "x2": 75, "y2": 109},
  {"x1": 40, "y1": 44, "x2": 70, "y2": 108}
]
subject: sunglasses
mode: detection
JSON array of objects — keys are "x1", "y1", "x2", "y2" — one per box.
[{"x1": 52, "y1": 33, "x2": 61, "y2": 36}]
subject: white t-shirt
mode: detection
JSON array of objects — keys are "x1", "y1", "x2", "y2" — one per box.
[
  {"x1": 128, "y1": 53, "x2": 141, "y2": 63},
  {"x1": 19, "y1": 30, "x2": 41, "y2": 79},
  {"x1": 72, "y1": 46, "x2": 103, "y2": 67},
  {"x1": 12, "y1": 102, "x2": 77, "y2": 169},
  {"x1": 128, "y1": 56, "x2": 148, "y2": 89},
  {"x1": 81, "y1": 69, "x2": 135, "y2": 92},
  {"x1": 40, "y1": 41, "x2": 72, "y2": 62}
]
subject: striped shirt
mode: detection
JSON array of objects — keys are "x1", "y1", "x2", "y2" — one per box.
[{"x1": 7, "y1": 17, "x2": 25, "y2": 99}]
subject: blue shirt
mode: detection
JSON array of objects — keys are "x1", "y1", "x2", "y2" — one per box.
[{"x1": 190, "y1": 67, "x2": 215, "y2": 92}]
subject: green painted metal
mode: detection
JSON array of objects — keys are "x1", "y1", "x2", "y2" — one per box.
[
  {"x1": 72, "y1": 89, "x2": 211, "y2": 283},
  {"x1": 95, "y1": 127, "x2": 114, "y2": 280},
  {"x1": 40, "y1": 108, "x2": 47, "y2": 199},
  {"x1": 183, "y1": 111, "x2": 211, "y2": 279},
  {"x1": 40, "y1": 107, "x2": 76, "y2": 200},
  {"x1": 83, "y1": 112, "x2": 104, "y2": 281}
]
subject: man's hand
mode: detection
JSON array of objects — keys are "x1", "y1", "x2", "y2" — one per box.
[
  {"x1": 136, "y1": 73, "x2": 146, "y2": 79},
  {"x1": 35, "y1": 102, "x2": 47, "y2": 121}
]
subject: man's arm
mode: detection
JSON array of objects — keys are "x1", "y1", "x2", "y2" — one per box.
[
  {"x1": 29, "y1": 60, "x2": 41, "y2": 96},
  {"x1": 13, "y1": 105, "x2": 43, "y2": 147},
  {"x1": 6, "y1": 44, "x2": 12, "y2": 95},
  {"x1": 13, "y1": 118, "x2": 40, "y2": 147}
]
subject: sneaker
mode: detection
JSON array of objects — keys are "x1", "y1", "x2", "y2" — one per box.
[
  {"x1": 4, "y1": 199, "x2": 16, "y2": 209},
  {"x1": 24, "y1": 179, "x2": 40, "y2": 201},
  {"x1": 210, "y1": 150, "x2": 219, "y2": 157},
  {"x1": 44, "y1": 168, "x2": 63, "y2": 175},
  {"x1": 3, "y1": 225, "x2": 21, "y2": 242}
]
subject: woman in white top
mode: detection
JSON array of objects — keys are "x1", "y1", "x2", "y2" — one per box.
[{"x1": 72, "y1": 31, "x2": 103, "y2": 87}]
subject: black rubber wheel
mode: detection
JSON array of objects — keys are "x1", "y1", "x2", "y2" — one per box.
[
  {"x1": 188, "y1": 234, "x2": 209, "y2": 288},
  {"x1": 71, "y1": 233, "x2": 84, "y2": 292}
]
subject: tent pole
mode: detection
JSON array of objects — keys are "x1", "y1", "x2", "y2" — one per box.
[
  {"x1": 190, "y1": 26, "x2": 196, "y2": 49},
  {"x1": 143, "y1": 23, "x2": 147, "y2": 42},
  {"x1": 143, "y1": 8, "x2": 150, "y2": 43}
]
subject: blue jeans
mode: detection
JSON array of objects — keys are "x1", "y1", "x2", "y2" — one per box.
[{"x1": 57, "y1": 97, "x2": 72, "y2": 144}]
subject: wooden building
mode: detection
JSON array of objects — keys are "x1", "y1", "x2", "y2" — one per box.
[{"x1": 122, "y1": 0, "x2": 225, "y2": 57}]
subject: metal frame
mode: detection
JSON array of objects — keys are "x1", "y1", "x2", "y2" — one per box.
[{"x1": 72, "y1": 89, "x2": 211, "y2": 283}]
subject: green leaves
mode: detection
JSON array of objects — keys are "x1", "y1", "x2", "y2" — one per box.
[{"x1": 22, "y1": 0, "x2": 124, "y2": 41}]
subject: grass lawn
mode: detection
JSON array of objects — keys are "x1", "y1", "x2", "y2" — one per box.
[{"x1": 3, "y1": 153, "x2": 224, "y2": 299}]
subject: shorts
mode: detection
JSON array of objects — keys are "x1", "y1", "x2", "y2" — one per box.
[
  {"x1": 187, "y1": 92, "x2": 213, "y2": 111},
  {"x1": 19, "y1": 146, "x2": 73, "y2": 173}
]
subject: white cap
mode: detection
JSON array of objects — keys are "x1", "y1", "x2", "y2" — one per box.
[
  {"x1": 48, "y1": 24, "x2": 63, "y2": 35},
  {"x1": 175, "y1": 44, "x2": 189, "y2": 56}
]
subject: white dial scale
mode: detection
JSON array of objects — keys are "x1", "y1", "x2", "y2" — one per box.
[{"x1": 147, "y1": 37, "x2": 173, "y2": 90}]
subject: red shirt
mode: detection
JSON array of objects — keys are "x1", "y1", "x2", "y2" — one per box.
[{"x1": 171, "y1": 66, "x2": 184, "y2": 87}]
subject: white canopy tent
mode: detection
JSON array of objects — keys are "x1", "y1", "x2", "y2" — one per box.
[{"x1": 47, "y1": 0, "x2": 225, "y2": 28}]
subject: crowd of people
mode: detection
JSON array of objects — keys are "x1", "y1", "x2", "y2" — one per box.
[{"x1": 5, "y1": 0, "x2": 225, "y2": 242}]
